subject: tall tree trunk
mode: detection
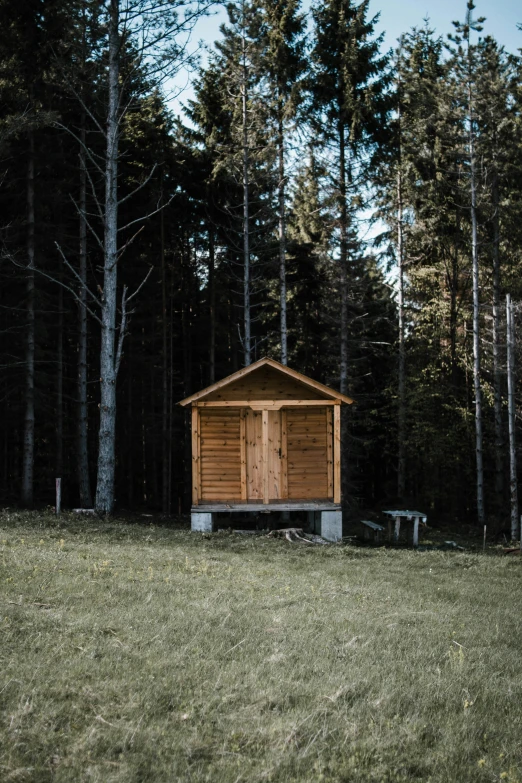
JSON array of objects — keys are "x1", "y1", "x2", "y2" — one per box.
[
  {"x1": 56, "y1": 282, "x2": 64, "y2": 480},
  {"x1": 182, "y1": 243, "x2": 192, "y2": 510},
  {"x1": 208, "y1": 227, "x2": 216, "y2": 383},
  {"x1": 168, "y1": 290, "x2": 174, "y2": 514},
  {"x1": 469, "y1": 81, "x2": 485, "y2": 525},
  {"x1": 21, "y1": 131, "x2": 35, "y2": 508},
  {"x1": 338, "y1": 118, "x2": 348, "y2": 396},
  {"x1": 338, "y1": 114, "x2": 349, "y2": 507},
  {"x1": 182, "y1": 239, "x2": 192, "y2": 398},
  {"x1": 95, "y1": 0, "x2": 119, "y2": 514},
  {"x1": 492, "y1": 172, "x2": 503, "y2": 515},
  {"x1": 127, "y1": 356, "x2": 134, "y2": 507},
  {"x1": 397, "y1": 166, "x2": 406, "y2": 501},
  {"x1": 161, "y1": 198, "x2": 170, "y2": 513},
  {"x1": 506, "y1": 294, "x2": 518, "y2": 540},
  {"x1": 242, "y1": 36, "x2": 251, "y2": 366},
  {"x1": 78, "y1": 117, "x2": 93, "y2": 508},
  {"x1": 396, "y1": 53, "x2": 406, "y2": 501},
  {"x1": 149, "y1": 345, "x2": 159, "y2": 507},
  {"x1": 278, "y1": 112, "x2": 287, "y2": 365},
  {"x1": 450, "y1": 212, "x2": 460, "y2": 381}
]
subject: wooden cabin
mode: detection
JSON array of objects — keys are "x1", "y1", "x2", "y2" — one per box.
[{"x1": 179, "y1": 358, "x2": 354, "y2": 541}]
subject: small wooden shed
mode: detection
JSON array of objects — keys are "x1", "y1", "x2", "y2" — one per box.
[{"x1": 179, "y1": 357, "x2": 354, "y2": 541}]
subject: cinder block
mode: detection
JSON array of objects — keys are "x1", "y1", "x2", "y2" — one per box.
[
  {"x1": 320, "y1": 510, "x2": 342, "y2": 542},
  {"x1": 191, "y1": 512, "x2": 213, "y2": 533}
]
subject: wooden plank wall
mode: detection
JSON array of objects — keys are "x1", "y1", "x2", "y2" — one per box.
[
  {"x1": 199, "y1": 409, "x2": 242, "y2": 501},
  {"x1": 191, "y1": 407, "x2": 200, "y2": 504},
  {"x1": 287, "y1": 408, "x2": 330, "y2": 500},
  {"x1": 196, "y1": 404, "x2": 337, "y2": 505}
]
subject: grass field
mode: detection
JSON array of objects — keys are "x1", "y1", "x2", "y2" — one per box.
[{"x1": 1, "y1": 510, "x2": 522, "y2": 783}]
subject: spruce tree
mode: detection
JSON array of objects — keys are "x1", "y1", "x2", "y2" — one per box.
[
  {"x1": 257, "y1": 0, "x2": 307, "y2": 364},
  {"x1": 449, "y1": 1, "x2": 487, "y2": 524},
  {"x1": 310, "y1": 0, "x2": 389, "y2": 502}
]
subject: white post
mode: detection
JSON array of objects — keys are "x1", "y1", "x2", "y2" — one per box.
[
  {"x1": 413, "y1": 517, "x2": 419, "y2": 547},
  {"x1": 56, "y1": 477, "x2": 62, "y2": 514},
  {"x1": 394, "y1": 515, "x2": 401, "y2": 542}
]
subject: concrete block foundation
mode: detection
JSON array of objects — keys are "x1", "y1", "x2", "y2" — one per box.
[
  {"x1": 191, "y1": 512, "x2": 213, "y2": 532},
  {"x1": 319, "y1": 510, "x2": 343, "y2": 542},
  {"x1": 191, "y1": 504, "x2": 343, "y2": 541}
]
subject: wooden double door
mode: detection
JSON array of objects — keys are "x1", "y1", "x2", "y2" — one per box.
[{"x1": 245, "y1": 407, "x2": 332, "y2": 502}]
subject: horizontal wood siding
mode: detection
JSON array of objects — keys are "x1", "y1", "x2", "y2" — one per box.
[
  {"x1": 287, "y1": 408, "x2": 330, "y2": 500},
  {"x1": 200, "y1": 409, "x2": 242, "y2": 501},
  {"x1": 203, "y1": 366, "x2": 330, "y2": 401}
]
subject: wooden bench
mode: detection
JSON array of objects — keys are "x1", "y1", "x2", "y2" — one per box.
[{"x1": 361, "y1": 520, "x2": 385, "y2": 542}]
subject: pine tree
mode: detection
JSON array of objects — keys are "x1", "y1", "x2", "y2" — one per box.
[
  {"x1": 449, "y1": 1, "x2": 487, "y2": 524},
  {"x1": 473, "y1": 36, "x2": 517, "y2": 518},
  {"x1": 310, "y1": 0, "x2": 389, "y2": 502},
  {"x1": 257, "y1": 0, "x2": 307, "y2": 364},
  {"x1": 87, "y1": 0, "x2": 213, "y2": 513},
  {"x1": 194, "y1": 2, "x2": 274, "y2": 367}
]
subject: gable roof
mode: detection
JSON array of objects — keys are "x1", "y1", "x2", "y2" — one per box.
[{"x1": 178, "y1": 357, "x2": 354, "y2": 406}]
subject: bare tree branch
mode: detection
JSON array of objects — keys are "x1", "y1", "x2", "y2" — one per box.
[
  {"x1": 126, "y1": 264, "x2": 154, "y2": 304},
  {"x1": 118, "y1": 163, "x2": 158, "y2": 205},
  {"x1": 6, "y1": 252, "x2": 103, "y2": 326},
  {"x1": 118, "y1": 195, "x2": 173, "y2": 233},
  {"x1": 117, "y1": 225, "x2": 145, "y2": 261},
  {"x1": 115, "y1": 285, "x2": 128, "y2": 376},
  {"x1": 55, "y1": 242, "x2": 103, "y2": 308}
]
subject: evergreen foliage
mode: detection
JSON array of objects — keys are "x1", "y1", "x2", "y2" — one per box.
[{"x1": 0, "y1": 0, "x2": 521, "y2": 527}]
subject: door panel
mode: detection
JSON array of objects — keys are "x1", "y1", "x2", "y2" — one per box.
[
  {"x1": 245, "y1": 410, "x2": 282, "y2": 501},
  {"x1": 246, "y1": 410, "x2": 263, "y2": 500},
  {"x1": 267, "y1": 409, "x2": 282, "y2": 500}
]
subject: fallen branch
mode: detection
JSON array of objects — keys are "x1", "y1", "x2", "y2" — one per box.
[{"x1": 268, "y1": 527, "x2": 323, "y2": 544}]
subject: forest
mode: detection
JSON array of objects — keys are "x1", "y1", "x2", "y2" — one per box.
[{"x1": 1, "y1": 0, "x2": 522, "y2": 531}]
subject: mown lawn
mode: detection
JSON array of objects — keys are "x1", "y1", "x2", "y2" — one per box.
[{"x1": 1, "y1": 510, "x2": 522, "y2": 783}]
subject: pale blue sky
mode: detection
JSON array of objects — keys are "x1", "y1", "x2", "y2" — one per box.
[
  {"x1": 368, "y1": 0, "x2": 521, "y2": 54},
  {"x1": 192, "y1": 0, "x2": 522, "y2": 60},
  {"x1": 175, "y1": 1, "x2": 521, "y2": 109}
]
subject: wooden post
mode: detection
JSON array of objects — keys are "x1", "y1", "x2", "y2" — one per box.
[
  {"x1": 262, "y1": 409, "x2": 269, "y2": 504},
  {"x1": 333, "y1": 403, "x2": 341, "y2": 504},
  {"x1": 280, "y1": 409, "x2": 288, "y2": 499},
  {"x1": 240, "y1": 408, "x2": 247, "y2": 500},
  {"x1": 55, "y1": 478, "x2": 62, "y2": 514},
  {"x1": 326, "y1": 407, "x2": 333, "y2": 499},
  {"x1": 191, "y1": 406, "x2": 200, "y2": 505}
]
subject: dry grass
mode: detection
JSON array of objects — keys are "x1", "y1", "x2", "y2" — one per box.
[{"x1": 1, "y1": 509, "x2": 522, "y2": 782}]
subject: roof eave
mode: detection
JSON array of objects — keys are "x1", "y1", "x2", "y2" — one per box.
[{"x1": 178, "y1": 357, "x2": 354, "y2": 406}]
